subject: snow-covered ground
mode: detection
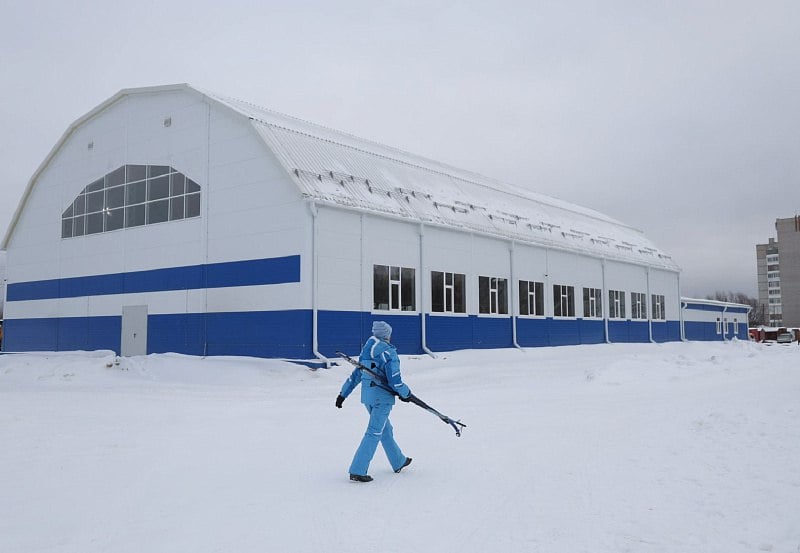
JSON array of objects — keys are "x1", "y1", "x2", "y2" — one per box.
[{"x1": 1, "y1": 340, "x2": 798, "y2": 553}]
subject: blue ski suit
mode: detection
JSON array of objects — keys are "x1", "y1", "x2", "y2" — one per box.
[{"x1": 340, "y1": 335, "x2": 411, "y2": 476}]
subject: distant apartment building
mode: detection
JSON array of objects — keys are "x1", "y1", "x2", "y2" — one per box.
[{"x1": 756, "y1": 216, "x2": 800, "y2": 327}]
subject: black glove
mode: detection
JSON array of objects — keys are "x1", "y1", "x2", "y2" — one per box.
[
  {"x1": 335, "y1": 394, "x2": 345, "y2": 408},
  {"x1": 399, "y1": 393, "x2": 412, "y2": 403}
]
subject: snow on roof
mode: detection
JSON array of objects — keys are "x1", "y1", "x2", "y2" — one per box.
[
  {"x1": 3, "y1": 84, "x2": 680, "y2": 271},
  {"x1": 208, "y1": 90, "x2": 679, "y2": 271},
  {"x1": 681, "y1": 297, "x2": 752, "y2": 310}
]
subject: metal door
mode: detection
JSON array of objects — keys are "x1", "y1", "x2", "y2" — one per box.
[{"x1": 121, "y1": 305, "x2": 148, "y2": 356}]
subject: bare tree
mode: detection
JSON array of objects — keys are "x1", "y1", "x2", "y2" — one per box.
[{"x1": 704, "y1": 291, "x2": 763, "y2": 326}]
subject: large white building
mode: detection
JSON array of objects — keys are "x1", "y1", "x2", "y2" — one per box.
[{"x1": 0, "y1": 84, "x2": 748, "y2": 358}]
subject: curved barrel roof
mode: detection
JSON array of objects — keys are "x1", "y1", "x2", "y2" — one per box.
[
  {"x1": 4, "y1": 84, "x2": 679, "y2": 272},
  {"x1": 208, "y1": 90, "x2": 678, "y2": 271}
]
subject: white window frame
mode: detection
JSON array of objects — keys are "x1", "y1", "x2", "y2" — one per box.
[
  {"x1": 609, "y1": 290, "x2": 625, "y2": 319},
  {"x1": 519, "y1": 280, "x2": 544, "y2": 317},
  {"x1": 373, "y1": 264, "x2": 416, "y2": 312},
  {"x1": 553, "y1": 284, "x2": 575, "y2": 318},
  {"x1": 651, "y1": 294, "x2": 666, "y2": 321},
  {"x1": 583, "y1": 287, "x2": 602, "y2": 319},
  {"x1": 431, "y1": 271, "x2": 466, "y2": 314},
  {"x1": 631, "y1": 292, "x2": 647, "y2": 320},
  {"x1": 478, "y1": 276, "x2": 508, "y2": 315}
]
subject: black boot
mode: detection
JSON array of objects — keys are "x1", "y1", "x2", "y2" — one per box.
[
  {"x1": 394, "y1": 457, "x2": 412, "y2": 473},
  {"x1": 350, "y1": 474, "x2": 373, "y2": 482}
]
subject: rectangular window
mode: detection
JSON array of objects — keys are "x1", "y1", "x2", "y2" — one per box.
[
  {"x1": 86, "y1": 190, "x2": 104, "y2": 213},
  {"x1": 185, "y1": 193, "x2": 201, "y2": 218},
  {"x1": 126, "y1": 164, "x2": 146, "y2": 183},
  {"x1": 553, "y1": 284, "x2": 575, "y2": 317},
  {"x1": 105, "y1": 185, "x2": 125, "y2": 209},
  {"x1": 733, "y1": 318, "x2": 739, "y2": 335},
  {"x1": 373, "y1": 264, "x2": 416, "y2": 311},
  {"x1": 147, "y1": 199, "x2": 169, "y2": 224},
  {"x1": 61, "y1": 217, "x2": 73, "y2": 239},
  {"x1": 73, "y1": 194, "x2": 86, "y2": 216},
  {"x1": 105, "y1": 167, "x2": 125, "y2": 188},
  {"x1": 147, "y1": 165, "x2": 171, "y2": 178},
  {"x1": 715, "y1": 317, "x2": 722, "y2": 334},
  {"x1": 86, "y1": 178, "x2": 104, "y2": 193},
  {"x1": 126, "y1": 180, "x2": 146, "y2": 205},
  {"x1": 583, "y1": 287, "x2": 602, "y2": 318},
  {"x1": 169, "y1": 196, "x2": 185, "y2": 220},
  {"x1": 631, "y1": 292, "x2": 647, "y2": 319},
  {"x1": 479, "y1": 276, "x2": 508, "y2": 314},
  {"x1": 125, "y1": 204, "x2": 145, "y2": 228},
  {"x1": 148, "y1": 175, "x2": 170, "y2": 201},
  {"x1": 609, "y1": 290, "x2": 625, "y2": 319},
  {"x1": 86, "y1": 212, "x2": 104, "y2": 234},
  {"x1": 170, "y1": 173, "x2": 186, "y2": 196},
  {"x1": 519, "y1": 280, "x2": 544, "y2": 316},
  {"x1": 651, "y1": 294, "x2": 666, "y2": 320},
  {"x1": 431, "y1": 271, "x2": 466, "y2": 313},
  {"x1": 104, "y1": 208, "x2": 124, "y2": 232},
  {"x1": 73, "y1": 215, "x2": 85, "y2": 236}
]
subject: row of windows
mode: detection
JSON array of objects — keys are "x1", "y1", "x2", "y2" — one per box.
[
  {"x1": 373, "y1": 265, "x2": 668, "y2": 319},
  {"x1": 61, "y1": 165, "x2": 201, "y2": 239},
  {"x1": 715, "y1": 317, "x2": 741, "y2": 335}
]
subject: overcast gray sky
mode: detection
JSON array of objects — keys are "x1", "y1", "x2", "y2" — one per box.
[{"x1": 1, "y1": 0, "x2": 798, "y2": 297}]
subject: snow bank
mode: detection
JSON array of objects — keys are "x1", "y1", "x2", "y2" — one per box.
[{"x1": 1, "y1": 341, "x2": 798, "y2": 553}]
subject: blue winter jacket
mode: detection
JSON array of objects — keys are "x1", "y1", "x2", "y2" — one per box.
[{"x1": 340, "y1": 336, "x2": 411, "y2": 405}]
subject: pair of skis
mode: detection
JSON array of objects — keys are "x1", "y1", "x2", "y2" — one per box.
[{"x1": 335, "y1": 351, "x2": 467, "y2": 437}]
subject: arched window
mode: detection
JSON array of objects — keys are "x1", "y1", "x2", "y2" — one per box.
[{"x1": 61, "y1": 165, "x2": 201, "y2": 238}]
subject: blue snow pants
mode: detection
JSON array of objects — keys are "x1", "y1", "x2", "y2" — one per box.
[{"x1": 349, "y1": 401, "x2": 406, "y2": 476}]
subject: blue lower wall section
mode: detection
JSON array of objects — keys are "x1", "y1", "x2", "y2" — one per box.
[
  {"x1": 317, "y1": 311, "x2": 422, "y2": 357},
  {"x1": 683, "y1": 321, "x2": 748, "y2": 341},
  {"x1": 2, "y1": 310, "x2": 740, "y2": 357},
  {"x1": 3, "y1": 316, "x2": 122, "y2": 352}
]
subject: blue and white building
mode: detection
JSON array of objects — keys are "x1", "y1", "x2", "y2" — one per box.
[
  {"x1": 680, "y1": 298, "x2": 751, "y2": 342},
  {"x1": 0, "y1": 84, "x2": 748, "y2": 359}
]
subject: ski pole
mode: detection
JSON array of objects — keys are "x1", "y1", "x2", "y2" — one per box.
[{"x1": 335, "y1": 351, "x2": 467, "y2": 437}]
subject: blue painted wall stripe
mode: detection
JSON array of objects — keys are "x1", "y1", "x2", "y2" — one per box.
[
  {"x1": 6, "y1": 255, "x2": 301, "y2": 301},
  {"x1": 2, "y1": 310, "x2": 745, "y2": 357}
]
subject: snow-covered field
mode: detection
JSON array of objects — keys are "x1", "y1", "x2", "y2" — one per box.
[{"x1": 1, "y1": 340, "x2": 798, "y2": 553}]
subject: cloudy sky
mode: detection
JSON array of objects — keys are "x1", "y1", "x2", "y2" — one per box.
[{"x1": 1, "y1": 0, "x2": 798, "y2": 297}]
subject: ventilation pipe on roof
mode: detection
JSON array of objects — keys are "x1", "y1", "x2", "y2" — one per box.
[
  {"x1": 309, "y1": 201, "x2": 330, "y2": 368},
  {"x1": 419, "y1": 223, "x2": 437, "y2": 359},
  {"x1": 510, "y1": 240, "x2": 523, "y2": 351}
]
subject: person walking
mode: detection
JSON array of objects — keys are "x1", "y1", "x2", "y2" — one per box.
[{"x1": 335, "y1": 321, "x2": 413, "y2": 482}]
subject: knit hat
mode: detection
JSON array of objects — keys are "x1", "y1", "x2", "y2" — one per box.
[{"x1": 372, "y1": 321, "x2": 392, "y2": 340}]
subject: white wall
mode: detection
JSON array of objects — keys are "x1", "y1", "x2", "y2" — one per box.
[
  {"x1": 5, "y1": 88, "x2": 310, "y2": 321},
  {"x1": 313, "y1": 208, "x2": 681, "y2": 320},
  {"x1": 316, "y1": 207, "x2": 363, "y2": 312}
]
